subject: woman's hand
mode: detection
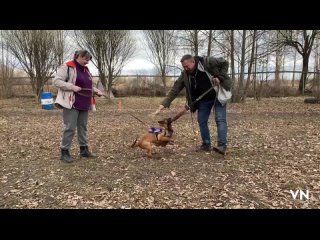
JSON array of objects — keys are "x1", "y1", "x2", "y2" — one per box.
[
  {"x1": 72, "y1": 85, "x2": 82, "y2": 92},
  {"x1": 95, "y1": 89, "x2": 104, "y2": 97}
]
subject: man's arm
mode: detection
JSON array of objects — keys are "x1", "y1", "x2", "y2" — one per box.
[
  {"x1": 207, "y1": 57, "x2": 232, "y2": 91},
  {"x1": 217, "y1": 58, "x2": 228, "y2": 83},
  {"x1": 160, "y1": 73, "x2": 185, "y2": 108},
  {"x1": 154, "y1": 73, "x2": 185, "y2": 115},
  {"x1": 218, "y1": 59, "x2": 232, "y2": 91}
]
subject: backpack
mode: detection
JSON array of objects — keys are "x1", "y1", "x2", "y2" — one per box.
[{"x1": 197, "y1": 56, "x2": 232, "y2": 105}]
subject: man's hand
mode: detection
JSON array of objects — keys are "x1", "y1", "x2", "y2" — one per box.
[
  {"x1": 150, "y1": 105, "x2": 165, "y2": 119},
  {"x1": 72, "y1": 85, "x2": 82, "y2": 92},
  {"x1": 212, "y1": 77, "x2": 220, "y2": 86},
  {"x1": 154, "y1": 105, "x2": 165, "y2": 115}
]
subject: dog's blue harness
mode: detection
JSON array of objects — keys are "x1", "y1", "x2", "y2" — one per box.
[
  {"x1": 148, "y1": 127, "x2": 163, "y2": 141},
  {"x1": 148, "y1": 127, "x2": 163, "y2": 134}
]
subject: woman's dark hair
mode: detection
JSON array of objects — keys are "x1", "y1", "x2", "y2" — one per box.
[{"x1": 73, "y1": 50, "x2": 92, "y2": 60}]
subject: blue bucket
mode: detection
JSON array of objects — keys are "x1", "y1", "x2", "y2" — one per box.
[{"x1": 40, "y1": 92, "x2": 54, "y2": 110}]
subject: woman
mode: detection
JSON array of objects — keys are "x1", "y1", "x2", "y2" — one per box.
[{"x1": 53, "y1": 50, "x2": 103, "y2": 163}]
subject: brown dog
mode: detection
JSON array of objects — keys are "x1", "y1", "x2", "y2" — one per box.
[{"x1": 131, "y1": 118, "x2": 173, "y2": 158}]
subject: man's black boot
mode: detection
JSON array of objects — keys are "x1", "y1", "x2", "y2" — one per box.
[
  {"x1": 212, "y1": 146, "x2": 227, "y2": 155},
  {"x1": 80, "y1": 146, "x2": 97, "y2": 158},
  {"x1": 196, "y1": 143, "x2": 211, "y2": 152},
  {"x1": 60, "y1": 149, "x2": 73, "y2": 163}
]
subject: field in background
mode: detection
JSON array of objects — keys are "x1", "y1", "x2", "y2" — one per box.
[{"x1": 6, "y1": 75, "x2": 305, "y2": 98}]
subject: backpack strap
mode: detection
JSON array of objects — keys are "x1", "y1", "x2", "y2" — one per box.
[
  {"x1": 65, "y1": 61, "x2": 76, "y2": 82},
  {"x1": 198, "y1": 56, "x2": 204, "y2": 66},
  {"x1": 65, "y1": 66, "x2": 70, "y2": 82},
  {"x1": 193, "y1": 56, "x2": 204, "y2": 66}
]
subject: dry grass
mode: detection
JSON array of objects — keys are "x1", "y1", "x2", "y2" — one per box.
[{"x1": 1, "y1": 96, "x2": 320, "y2": 208}]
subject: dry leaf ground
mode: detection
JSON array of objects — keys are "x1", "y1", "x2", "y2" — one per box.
[{"x1": 1, "y1": 96, "x2": 320, "y2": 208}]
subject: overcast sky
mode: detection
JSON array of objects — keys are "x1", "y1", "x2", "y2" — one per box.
[
  {"x1": 120, "y1": 31, "x2": 156, "y2": 75},
  {"x1": 86, "y1": 30, "x2": 156, "y2": 76},
  {"x1": 70, "y1": 30, "x2": 309, "y2": 78}
]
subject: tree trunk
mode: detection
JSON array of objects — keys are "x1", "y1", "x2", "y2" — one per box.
[
  {"x1": 230, "y1": 31, "x2": 236, "y2": 103},
  {"x1": 299, "y1": 55, "x2": 310, "y2": 93},
  {"x1": 315, "y1": 38, "x2": 320, "y2": 99},
  {"x1": 253, "y1": 37, "x2": 258, "y2": 100},
  {"x1": 161, "y1": 69, "x2": 167, "y2": 95},
  {"x1": 281, "y1": 52, "x2": 286, "y2": 96},
  {"x1": 207, "y1": 30, "x2": 212, "y2": 56},
  {"x1": 316, "y1": 51, "x2": 320, "y2": 100},
  {"x1": 0, "y1": 31, "x2": 13, "y2": 99},
  {"x1": 98, "y1": 69, "x2": 107, "y2": 91},
  {"x1": 281, "y1": 53, "x2": 285, "y2": 81},
  {"x1": 292, "y1": 50, "x2": 297, "y2": 87},
  {"x1": 242, "y1": 30, "x2": 256, "y2": 102},
  {"x1": 194, "y1": 30, "x2": 199, "y2": 56},
  {"x1": 275, "y1": 49, "x2": 282, "y2": 90},
  {"x1": 107, "y1": 72, "x2": 114, "y2": 99},
  {"x1": 235, "y1": 30, "x2": 246, "y2": 103},
  {"x1": 230, "y1": 30, "x2": 235, "y2": 89}
]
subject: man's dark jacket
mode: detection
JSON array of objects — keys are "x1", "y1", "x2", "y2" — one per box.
[{"x1": 161, "y1": 56, "x2": 232, "y2": 109}]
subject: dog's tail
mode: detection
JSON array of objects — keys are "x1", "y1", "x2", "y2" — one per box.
[{"x1": 131, "y1": 137, "x2": 138, "y2": 148}]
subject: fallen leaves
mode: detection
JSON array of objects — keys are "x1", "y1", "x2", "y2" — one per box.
[{"x1": 1, "y1": 96, "x2": 320, "y2": 208}]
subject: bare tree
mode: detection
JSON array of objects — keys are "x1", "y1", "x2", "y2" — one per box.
[
  {"x1": 2, "y1": 30, "x2": 65, "y2": 99},
  {"x1": 287, "y1": 30, "x2": 299, "y2": 88},
  {"x1": 222, "y1": 30, "x2": 241, "y2": 103},
  {"x1": 177, "y1": 30, "x2": 206, "y2": 56},
  {"x1": 228, "y1": 29, "x2": 274, "y2": 103},
  {"x1": 143, "y1": 30, "x2": 176, "y2": 94},
  {"x1": 278, "y1": 30, "x2": 319, "y2": 93},
  {"x1": 313, "y1": 36, "x2": 320, "y2": 99},
  {"x1": 207, "y1": 30, "x2": 213, "y2": 56},
  {"x1": 52, "y1": 30, "x2": 65, "y2": 66},
  {"x1": 0, "y1": 31, "x2": 16, "y2": 98},
  {"x1": 242, "y1": 30, "x2": 257, "y2": 101},
  {"x1": 253, "y1": 37, "x2": 259, "y2": 100},
  {"x1": 229, "y1": 30, "x2": 236, "y2": 84},
  {"x1": 208, "y1": 30, "x2": 232, "y2": 58},
  {"x1": 74, "y1": 30, "x2": 135, "y2": 98},
  {"x1": 233, "y1": 30, "x2": 247, "y2": 102},
  {"x1": 200, "y1": 30, "x2": 226, "y2": 57},
  {"x1": 275, "y1": 36, "x2": 284, "y2": 89},
  {"x1": 291, "y1": 48, "x2": 297, "y2": 87}
]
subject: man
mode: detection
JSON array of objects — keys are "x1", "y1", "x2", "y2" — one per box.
[{"x1": 154, "y1": 54, "x2": 232, "y2": 155}]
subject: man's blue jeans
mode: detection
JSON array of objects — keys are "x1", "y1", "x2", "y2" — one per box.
[{"x1": 197, "y1": 99, "x2": 228, "y2": 147}]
